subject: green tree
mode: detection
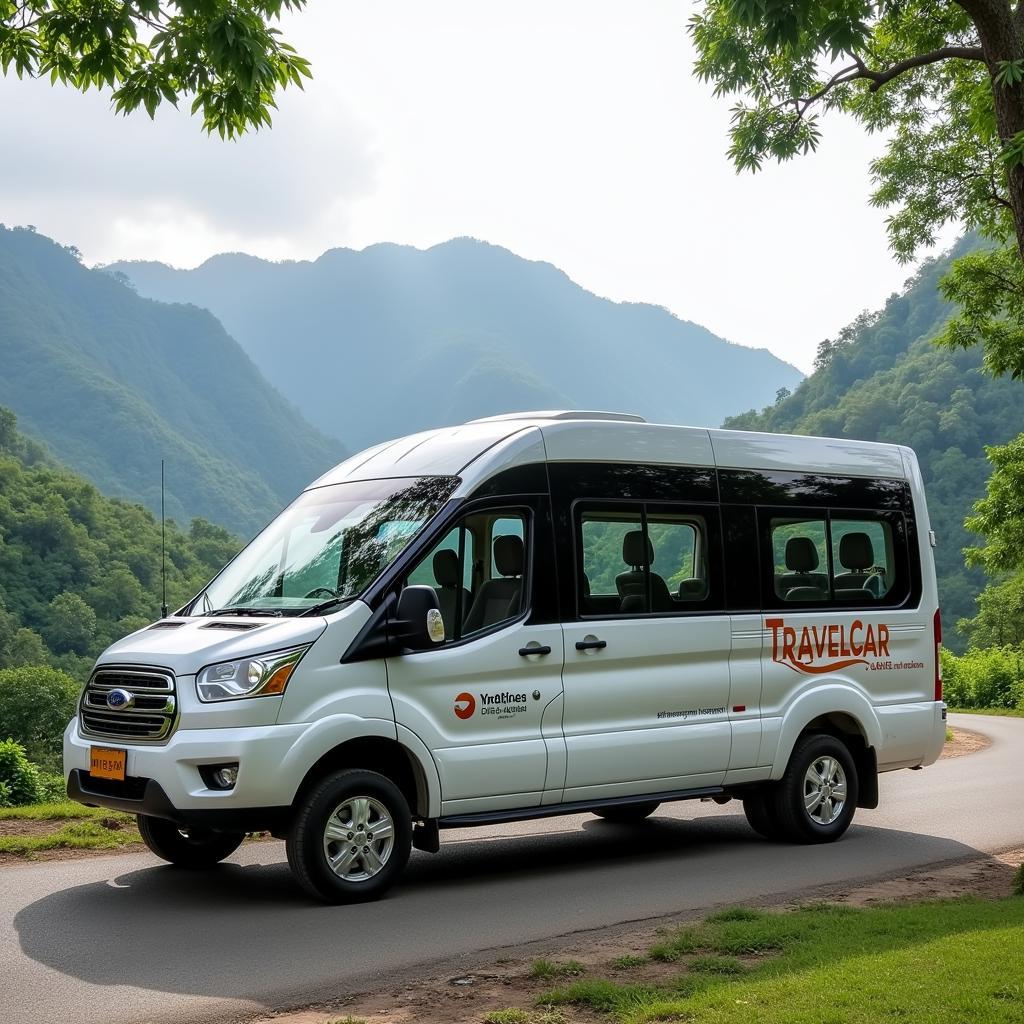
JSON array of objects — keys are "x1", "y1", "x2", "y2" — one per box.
[
  {"x1": 958, "y1": 572, "x2": 1024, "y2": 647},
  {"x1": 689, "y1": 0, "x2": 1024, "y2": 376},
  {"x1": 963, "y1": 433, "x2": 1024, "y2": 573},
  {"x1": 44, "y1": 592, "x2": 97, "y2": 654},
  {"x1": 0, "y1": 1, "x2": 311, "y2": 137},
  {"x1": 0, "y1": 665, "x2": 80, "y2": 770}
]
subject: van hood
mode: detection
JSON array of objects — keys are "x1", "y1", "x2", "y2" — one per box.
[{"x1": 95, "y1": 613, "x2": 336, "y2": 678}]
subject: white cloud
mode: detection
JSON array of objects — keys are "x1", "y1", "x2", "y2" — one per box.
[{"x1": 0, "y1": 0, "x2": 959, "y2": 370}]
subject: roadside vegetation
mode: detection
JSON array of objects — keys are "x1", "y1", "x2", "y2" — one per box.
[{"x1": 479, "y1": 899, "x2": 1024, "y2": 1024}]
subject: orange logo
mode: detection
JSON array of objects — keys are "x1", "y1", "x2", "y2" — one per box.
[
  {"x1": 766, "y1": 617, "x2": 890, "y2": 675},
  {"x1": 454, "y1": 692, "x2": 476, "y2": 719}
]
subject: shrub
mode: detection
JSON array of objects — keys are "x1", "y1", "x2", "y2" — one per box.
[
  {"x1": 941, "y1": 645, "x2": 1024, "y2": 709},
  {"x1": 36, "y1": 772, "x2": 68, "y2": 803},
  {"x1": 0, "y1": 739, "x2": 42, "y2": 806},
  {"x1": 0, "y1": 665, "x2": 80, "y2": 771}
]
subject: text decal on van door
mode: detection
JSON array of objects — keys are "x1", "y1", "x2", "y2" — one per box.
[{"x1": 765, "y1": 618, "x2": 890, "y2": 675}]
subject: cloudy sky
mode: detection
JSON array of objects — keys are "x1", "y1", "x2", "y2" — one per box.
[{"x1": 1, "y1": 0, "x2": 957, "y2": 372}]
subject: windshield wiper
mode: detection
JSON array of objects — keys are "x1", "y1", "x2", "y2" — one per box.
[
  {"x1": 300, "y1": 596, "x2": 353, "y2": 617},
  {"x1": 207, "y1": 607, "x2": 283, "y2": 617}
]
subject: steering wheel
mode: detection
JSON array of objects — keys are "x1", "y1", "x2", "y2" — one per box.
[{"x1": 304, "y1": 587, "x2": 337, "y2": 600}]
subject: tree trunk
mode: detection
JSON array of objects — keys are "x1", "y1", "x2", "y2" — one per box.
[{"x1": 960, "y1": 0, "x2": 1024, "y2": 256}]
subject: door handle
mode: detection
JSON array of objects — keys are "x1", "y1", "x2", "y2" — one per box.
[
  {"x1": 518, "y1": 644, "x2": 552, "y2": 657},
  {"x1": 575, "y1": 638, "x2": 607, "y2": 651}
]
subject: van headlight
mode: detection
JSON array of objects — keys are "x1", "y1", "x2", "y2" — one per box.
[{"x1": 196, "y1": 646, "x2": 310, "y2": 702}]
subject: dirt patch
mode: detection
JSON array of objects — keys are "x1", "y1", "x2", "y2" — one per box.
[
  {"x1": 245, "y1": 847, "x2": 1024, "y2": 1024},
  {"x1": 941, "y1": 725, "x2": 989, "y2": 759}
]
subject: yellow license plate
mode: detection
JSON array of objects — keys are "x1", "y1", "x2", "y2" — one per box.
[{"x1": 90, "y1": 746, "x2": 126, "y2": 781}]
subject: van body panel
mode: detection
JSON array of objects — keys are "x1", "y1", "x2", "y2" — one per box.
[
  {"x1": 541, "y1": 421, "x2": 714, "y2": 467},
  {"x1": 709, "y1": 429, "x2": 907, "y2": 479},
  {"x1": 385, "y1": 619, "x2": 564, "y2": 812},
  {"x1": 559, "y1": 615, "x2": 732, "y2": 796},
  {"x1": 727, "y1": 615, "x2": 764, "y2": 769}
]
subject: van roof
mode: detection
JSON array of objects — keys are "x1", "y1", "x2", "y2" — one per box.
[{"x1": 308, "y1": 411, "x2": 909, "y2": 490}]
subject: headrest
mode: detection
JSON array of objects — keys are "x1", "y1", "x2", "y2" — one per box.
[
  {"x1": 581, "y1": 572, "x2": 591, "y2": 598},
  {"x1": 432, "y1": 548, "x2": 460, "y2": 588},
  {"x1": 493, "y1": 534, "x2": 524, "y2": 577},
  {"x1": 622, "y1": 530, "x2": 653, "y2": 568},
  {"x1": 785, "y1": 537, "x2": 819, "y2": 572},
  {"x1": 839, "y1": 532, "x2": 874, "y2": 571},
  {"x1": 677, "y1": 578, "x2": 705, "y2": 597}
]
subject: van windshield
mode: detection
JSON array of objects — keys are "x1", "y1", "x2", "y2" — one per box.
[{"x1": 191, "y1": 476, "x2": 459, "y2": 617}]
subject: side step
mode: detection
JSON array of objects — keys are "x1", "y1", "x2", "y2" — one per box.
[{"x1": 437, "y1": 785, "x2": 726, "y2": 829}]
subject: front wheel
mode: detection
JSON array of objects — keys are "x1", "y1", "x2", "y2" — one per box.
[
  {"x1": 137, "y1": 815, "x2": 245, "y2": 868},
  {"x1": 770, "y1": 733, "x2": 859, "y2": 844},
  {"x1": 593, "y1": 801, "x2": 660, "y2": 823},
  {"x1": 286, "y1": 769, "x2": 412, "y2": 903}
]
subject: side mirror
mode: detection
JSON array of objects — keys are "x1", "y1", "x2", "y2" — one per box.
[{"x1": 393, "y1": 585, "x2": 445, "y2": 650}]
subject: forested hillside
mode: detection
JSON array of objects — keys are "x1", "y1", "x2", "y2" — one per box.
[
  {"x1": 0, "y1": 407, "x2": 239, "y2": 682},
  {"x1": 0, "y1": 226, "x2": 343, "y2": 534},
  {"x1": 725, "y1": 238, "x2": 1023, "y2": 648},
  {"x1": 111, "y1": 238, "x2": 804, "y2": 449}
]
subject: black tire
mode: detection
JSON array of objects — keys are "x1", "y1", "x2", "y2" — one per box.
[
  {"x1": 592, "y1": 801, "x2": 660, "y2": 823},
  {"x1": 286, "y1": 769, "x2": 412, "y2": 904},
  {"x1": 137, "y1": 815, "x2": 245, "y2": 868},
  {"x1": 770, "y1": 733, "x2": 859, "y2": 844},
  {"x1": 742, "y1": 792, "x2": 784, "y2": 841}
]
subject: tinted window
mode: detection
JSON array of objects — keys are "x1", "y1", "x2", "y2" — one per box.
[
  {"x1": 403, "y1": 510, "x2": 528, "y2": 641},
  {"x1": 578, "y1": 508, "x2": 711, "y2": 616},
  {"x1": 768, "y1": 512, "x2": 903, "y2": 607}
]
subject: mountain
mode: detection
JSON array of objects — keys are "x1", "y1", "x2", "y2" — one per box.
[
  {"x1": 0, "y1": 226, "x2": 343, "y2": 535},
  {"x1": 110, "y1": 238, "x2": 803, "y2": 449},
  {"x1": 0, "y1": 406, "x2": 239, "y2": 683},
  {"x1": 723, "y1": 237, "x2": 1023, "y2": 650}
]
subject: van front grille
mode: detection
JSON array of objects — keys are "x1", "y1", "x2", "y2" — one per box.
[{"x1": 80, "y1": 668, "x2": 177, "y2": 742}]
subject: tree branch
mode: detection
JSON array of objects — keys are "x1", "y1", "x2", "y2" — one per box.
[{"x1": 859, "y1": 46, "x2": 987, "y2": 91}]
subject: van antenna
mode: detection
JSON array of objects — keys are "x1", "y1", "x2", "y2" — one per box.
[{"x1": 160, "y1": 459, "x2": 168, "y2": 619}]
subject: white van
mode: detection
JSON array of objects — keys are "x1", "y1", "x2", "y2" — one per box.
[{"x1": 64, "y1": 412, "x2": 946, "y2": 902}]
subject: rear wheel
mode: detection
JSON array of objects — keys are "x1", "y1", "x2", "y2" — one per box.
[
  {"x1": 286, "y1": 769, "x2": 412, "y2": 904},
  {"x1": 137, "y1": 815, "x2": 245, "y2": 868},
  {"x1": 771, "y1": 734, "x2": 859, "y2": 843},
  {"x1": 592, "y1": 801, "x2": 660, "y2": 823}
]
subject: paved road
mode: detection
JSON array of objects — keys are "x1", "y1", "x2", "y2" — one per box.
[{"x1": 2, "y1": 713, "x2": 1021, "y2": 1024}]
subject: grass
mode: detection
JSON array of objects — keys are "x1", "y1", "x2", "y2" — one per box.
[
  {"x1": 0, "y1": 801, "x2": 134, "y2": 821},
  {"x1": 948, "y1": 706, "x2": 1024, "y2": 718},
  {"x1": 484, "y1": 1013, "x2": 566, "y2": 1024},
  {"x1": 530, "y1": 959, "x2": 586, "y2": 980},
  {"x1": 538, "y1": 898, "x2": 1024, "y2": 1023},
  {"x1": 945, "y1": 726, "x2": 955, "y2": 742},
  {"x1": 612, "y1": 955, "x2": 649, "y2": 969},
  {"x1": 0, "y1": 818, "x2": 140, "y2": 855}
]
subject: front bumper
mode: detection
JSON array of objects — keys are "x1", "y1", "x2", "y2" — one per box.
[
  {"x1": 64, "y1": 717, "x2": 308, "y2": 826},
  {"x1": 66, "y1": 770, "x2": 290, "y2": 832}
]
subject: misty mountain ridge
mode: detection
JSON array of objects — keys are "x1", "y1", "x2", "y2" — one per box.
[
  {"x1": 0, "y1": 225, "x2": 343, "y2": 534},
  {"x1": 111, "y1": 237, "x2": 804, "y2": 449}
]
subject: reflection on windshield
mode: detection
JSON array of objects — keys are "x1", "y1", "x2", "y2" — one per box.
[{"x1": 191, "y1": 476, "x2": 458, "y2": 616}]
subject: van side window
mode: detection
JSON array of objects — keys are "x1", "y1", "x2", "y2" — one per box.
[
  {"x1": 402, "y1": 511, "x2": 528, "y2": 642},
  {"x1": 831, "y1": 518, "x2": 895, "y2": 602},
  {"x1": 769, "y1": 514, "x2": 902, "y2": 606},
  {"x1": 578, "y1": 509, "x2": 710, "y2": 616},
  {"x1": 772, "y1": 518, "x2": 829, "y2": 603}
]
